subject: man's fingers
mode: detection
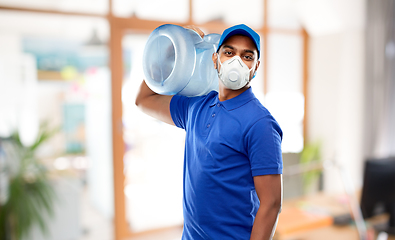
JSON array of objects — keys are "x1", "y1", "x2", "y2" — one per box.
[{"x1": 184, "y1": 25, "x2": 205, "y2": 38}]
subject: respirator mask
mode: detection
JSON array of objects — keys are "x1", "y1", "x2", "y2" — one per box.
[{"x1": 217, "y1": 55, "x2": 255, "y2": 90}]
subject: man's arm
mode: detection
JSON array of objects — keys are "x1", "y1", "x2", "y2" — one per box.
[
  {"x1": 135, "y1": 80, "x2": 175, "y2": 125},
  {"x1": 250, "y1": 174, "x2": 283, "y2": 240}
]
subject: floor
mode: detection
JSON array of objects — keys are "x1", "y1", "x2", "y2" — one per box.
[
  {"x1": 125, "y1": 227, "x2": 183, "y2": 240},
  {"x1": 79, "y1": 187, "x2": 183, "y2": 240},
  {"x1": 79, "y1": 186, "x2": 113, "y2": 240}
]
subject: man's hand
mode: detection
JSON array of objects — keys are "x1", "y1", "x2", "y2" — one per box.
[{"x1": 183, "y1": 25, "x2": 205, "y2": 38}]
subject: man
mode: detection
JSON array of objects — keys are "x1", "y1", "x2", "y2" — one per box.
[{"x1": 136, "y1": 24, "x2": 283, "y2": 240}]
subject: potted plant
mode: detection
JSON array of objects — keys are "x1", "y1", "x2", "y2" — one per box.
[
  {"x1": 300, "y1": 140, "x2": 322, "y2": 194},
  {"x1": 0, "y1": 123, "x2": 58, "y2": 240}
]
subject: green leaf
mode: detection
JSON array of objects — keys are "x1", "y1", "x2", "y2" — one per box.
[
  {"x1": 1, "y1": 121, "x2": 59, "y2": 239},
  {"x1": 300, "y1": 140, "x2": 322, "y2": 193}
]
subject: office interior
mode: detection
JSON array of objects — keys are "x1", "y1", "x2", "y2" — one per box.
[{"x1": 0, "y1": 0, "x2": 394, "y2": 239}]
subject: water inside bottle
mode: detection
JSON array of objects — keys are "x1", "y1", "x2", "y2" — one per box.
[{"x1": 146, "y1": 35, "x2": 175, "y2": 85}]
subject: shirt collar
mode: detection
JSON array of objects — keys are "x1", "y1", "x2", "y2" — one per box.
[{"x1": 210, "y1": 87, "x2": 256, "y2": 111}]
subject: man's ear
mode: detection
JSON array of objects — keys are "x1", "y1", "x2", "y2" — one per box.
[
  {"x1": 255, "y1": 60, "x2": 261, "y2": 72},
  {"x1": 212, "y1": 52, "x2": 218, "y2": 70},
  {"x1": 250, "y1": 60, "x2": 261, "y2": 81}
]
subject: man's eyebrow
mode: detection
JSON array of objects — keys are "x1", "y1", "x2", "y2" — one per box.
[
  {"x1": 222, "y1": 45, "x2": 234, "y2": 50},
  {"x1": 244, "y1": 49, "x2": 255, "y2": 55},
  {"x1": 222, "y1": 45, "x2": 256, "y2": 55}
]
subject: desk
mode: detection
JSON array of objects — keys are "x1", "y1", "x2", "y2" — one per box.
[{"x1": 274, "y1": 192, "x2": 395, "y2": 240}]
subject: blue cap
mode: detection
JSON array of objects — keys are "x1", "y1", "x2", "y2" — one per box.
[{"x1": 217, "y1": 24, "x2": 260, "y2": 59}]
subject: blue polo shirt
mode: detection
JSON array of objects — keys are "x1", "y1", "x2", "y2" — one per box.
[{"x1": 170, "y1": 88, "x2": 283, "y2": 240}]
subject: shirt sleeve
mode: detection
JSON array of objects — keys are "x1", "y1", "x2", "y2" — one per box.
[
  {"x1": 170, "y1": 95, "x2": 191, "y2": 129},
  {"x1": 246, "y1": 115, "x2": 283, "y2": 176}
]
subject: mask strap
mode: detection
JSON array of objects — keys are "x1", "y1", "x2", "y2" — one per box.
[
  {"x1": 216, "y1": 53, "x2": 222, "y2": 67},
  {"x1": 250, "y1": 61, "x2": 257, "y2": 79}
]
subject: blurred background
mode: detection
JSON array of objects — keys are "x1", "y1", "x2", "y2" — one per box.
[{"x1": 0, "y1": 0, "x2": 394, "y2": 240}]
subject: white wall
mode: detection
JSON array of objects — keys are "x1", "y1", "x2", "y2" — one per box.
[{"x1": 304, "y1": 0, "x2": 366, "y2": 193}]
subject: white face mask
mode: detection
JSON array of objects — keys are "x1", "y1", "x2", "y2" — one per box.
[{"x1": 217, "y1": 55, "x2": 255, "y2": 90}]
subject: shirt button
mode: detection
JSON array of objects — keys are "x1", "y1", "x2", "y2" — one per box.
[
  {"x1": 207, "y1": 124, "x2": 210, "y2": 128},
  {"x1": 217, "y1": 103, "x2": 220, "y2": 107},
  {"x1": 212, "y1": 113, "x2": 215, "y2": 117}
]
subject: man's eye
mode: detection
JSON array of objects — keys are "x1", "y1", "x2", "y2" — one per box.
[
  {"x1": 244, "y1": 55, "x2": 253, "y2": 60},
  {"x1": 224, "y1": 51, "x2": 232, "y2": 55}
]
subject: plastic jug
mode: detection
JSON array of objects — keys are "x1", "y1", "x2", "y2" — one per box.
[{"x1": 143, "y1": 24, "x2": 221, "y2": 97}]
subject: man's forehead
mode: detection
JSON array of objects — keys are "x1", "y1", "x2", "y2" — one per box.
[{"x1": 221, "y1": 36, "x2": 258, "y2": 54}]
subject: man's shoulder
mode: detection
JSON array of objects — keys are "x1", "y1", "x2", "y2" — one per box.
[
  {"x1": 239, "y1": 98, "x2": 282, "y2": 133},
  {"x1": 173, "y1": 90, "x2": 217, "y2": 101},
  {"x1": 171, "y1": 90, "x2": 218, "y2": 113},
  {"x1": 242, "y1": 98, "x2": 271, "y2": 117},
  {"x1": 199, "y1": 90, "x2": 218, "y2": 101}
]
